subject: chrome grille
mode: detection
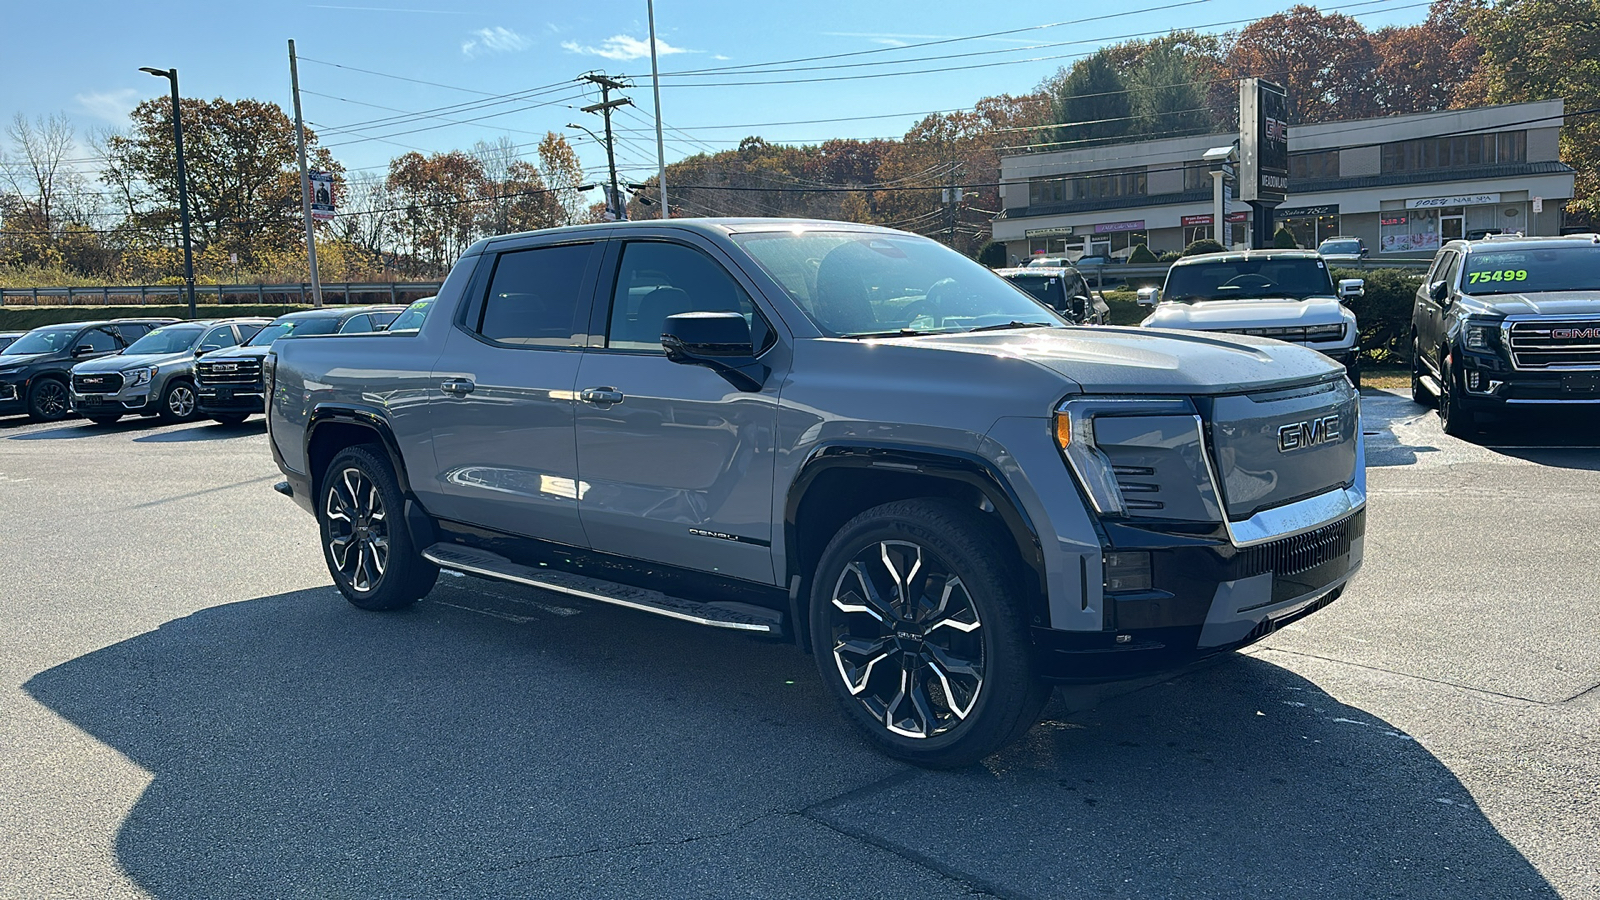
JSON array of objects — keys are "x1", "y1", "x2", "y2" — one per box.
[
  {"x1": 1507, "y1": 319, "x2": 1600, "y2": 370},
  {"x1": 72, "y1": 372, "x2": 124, "y2": 394},
  {"x1": 1236, "y1": 509, "x2": 1365, "y2": 578},
  {"x1": 196, "y1": 358, "x2": 262, "y2": 386}
]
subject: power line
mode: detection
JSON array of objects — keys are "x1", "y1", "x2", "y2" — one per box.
[{"x1": 295, "y1": 55, "x2": 507, "y2": 96}]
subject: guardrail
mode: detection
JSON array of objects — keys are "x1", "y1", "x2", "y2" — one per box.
[{"x1": 0, "y1": 282, "x2": 445, "y2": 307}]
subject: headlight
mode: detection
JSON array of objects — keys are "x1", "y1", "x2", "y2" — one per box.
[
  {"x1": 1464, "y1": 322, "x2": 1496, "y2": 352},
  {"x1": 1053, "y1": 396, "x2": 1200, "y2": 518},
  {"x1": 1305, "y1": 323, "x2": 1347, "y2": 342},
  {"x1": 122, "y1": 366, "x2": 156, "y2": 387}
]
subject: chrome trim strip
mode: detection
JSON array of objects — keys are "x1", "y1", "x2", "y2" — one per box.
[
  {"x1": 1193, "y1": 412, "x2": 1365, "y2": 548},
  {"x1": 420, "y1": 549, "x2": 774, "y2": 633},
  {"x1": 1503, "y1": 398, "x2": 1600, "y2": 405}
]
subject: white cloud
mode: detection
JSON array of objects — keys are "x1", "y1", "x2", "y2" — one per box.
[
  {"x1": 560, "y1": 34, "x2": 693, "y2": 61},
  {"x1": 462, "y1": 26, "x2": 531, "y2": 59},
  {"x1": 74, "y1": 89, "x2": 140, "y2": 125}
]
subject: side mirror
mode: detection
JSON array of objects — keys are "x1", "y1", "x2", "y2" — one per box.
[
  {"x1": 1428, "y1": 280, "x2": 1450, "y2": 302},
  {"x1": 73, "y1": 344, "x2": 96, "y2": 357},
  {"x1": 662, "y1": 311, "x2": 767, "y2": 392},
  {"x1": 1136, "y1": 287, "x2": 1160, "y2": 307},
  {"x1": 1360, "y1": 247, "x2": 1370, "y2": 258},
  {"x1": 1337, "y1": 278, "x2": 1365, "y2": 302}
]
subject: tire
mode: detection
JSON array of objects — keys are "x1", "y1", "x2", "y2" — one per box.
[
  {"x1": 26, "y1": 378, "x2": 71, "y2": 422},
  {"x1": 210, "y1": 413, "x2": 249, "y2": 426},
  {"x1": 1438, "y1": 355, "x2": 1475, "y2": 437},
  {"x1": 1410, "y1": 336, "x2": 1434, "y2": 407},
  {"x1": 157, "y1": 379, "x2": 200, "y2": 424},
  {"x1": 318, "y1": 444, "x2": 438, "y2": 610},
  {"x1": 1345, "y1": 358, "x2": 1362, "y2": 391},
  {"x1": 809, "y1": 498, "x2": 1051, "y2": 768},
  {"x1": 87, "y1": 415, "x2": 123, "y2": 426}
]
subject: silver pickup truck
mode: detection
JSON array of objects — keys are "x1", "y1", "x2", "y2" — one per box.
[{"x1": 266, "y1": 219, "x2": 1366, "y2": 767}]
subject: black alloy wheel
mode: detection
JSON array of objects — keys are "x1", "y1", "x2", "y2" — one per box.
[
  {"x1": 319, "y1": 444, "x2": 437, "y2": 610},
  {"x1": 158, "y1": 379, "x2": 199, "y2": 423},
  {"x1": 811, "y1": 499, "x2": 1050, "y2": 768},
  {"x1": 1438, "y1": 355, "x2": 1475, "y2": 437},
  {"x1": 27, "y1": 379, "x2": 70, "y2": 422},
  {"x1": 1410, "y1": 336, "x2": 1434, "y2": 407}
]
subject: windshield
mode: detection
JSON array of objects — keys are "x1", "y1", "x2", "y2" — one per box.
[
  {"x1": 124, "y1": 325, "x2": 205, "y2": 355},
  {"x1": 1164, "y1": 257, "x2": 1336, "y2": 302},
  {"x1": 2, "y1": 327, "x2": 78, "y2": 356},
  {"x1": 246, "y1": 316, "x2": 342, "y2": 346},
  {"x1": 1000, "y1": 274, "x2": 1066, "y2": 307},
  {"x1": 1319, "y1": 240, "x2": 1361, "y2": 255},
  {"x1": 1461, "y1": 246, "x2": 1600, "y2": 295},
  {"x1": 733, "y1": 231, "x2": 1063, "y2": 336},
  {"x1": 386, "y1": 300, "x2": 431, "y2": 331}
]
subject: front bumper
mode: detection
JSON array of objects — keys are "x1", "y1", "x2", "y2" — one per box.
[
  {"x1": 1454, "y1": 350, "x2": 1600, "y2": 408},
  {"x1": 1036, "y1": 502, "x2": 1365, "y2": 683},
  {"x1": 71, "y1": 387, "x2": 155, "y2": 414},
  {"x1": 196, "y1": 385, "x2": 266, "y2": 415},
  {"x1": 0, "y1": 380, "x2": 21, "y2": 414}
]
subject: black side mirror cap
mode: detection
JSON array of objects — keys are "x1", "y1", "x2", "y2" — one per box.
[
  {"x1": 1429, "y1": 281, "x2": 1450, "y2": 302},
  {"x1": 661, "y1": 311, "x2": 767, "y2": 392},
  {"x1": 72, "y1": 344, "x2": 96, "y2": 357}
]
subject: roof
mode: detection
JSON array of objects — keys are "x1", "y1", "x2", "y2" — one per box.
[
  {"x1": 994, "y1": 267, "x2": 1076, "y2": 277},
  {"x1": 1169, "y1": 249, "x2": 1324, "y2": 267},
  {"x1": 1450, "y1": 233, "x2": 1600, "y2": 253},
  {"x1": 276, "y1": 304, "x2": 403, "y2": 320},
  {"x1": 473, "y1": 217, "x2": 902, "y2": 252}
]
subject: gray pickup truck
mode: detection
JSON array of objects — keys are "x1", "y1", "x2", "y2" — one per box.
[{"x1": 266, "y1": 219, "x2": 1366, "y2": 767}]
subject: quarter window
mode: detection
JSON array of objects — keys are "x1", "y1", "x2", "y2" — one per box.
[
  {"x1": 338, "y1": 314, "x2": 372, "y2": 334},
  {"x1": 475, "y1": 243, "x2": 596, "y2": 347},
  {"x1": 604, "y1": 241, "x2": 768, "y2": 352}
]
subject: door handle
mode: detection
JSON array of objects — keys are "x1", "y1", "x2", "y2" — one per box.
[
  {"x1": 440, "y1": 379, "x2": 476, "y2": 395},
  {"x1": 579, "y1": 387, "x2": 624, "y2": 405}
]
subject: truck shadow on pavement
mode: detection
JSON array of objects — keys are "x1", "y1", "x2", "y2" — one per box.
[
  {"x1": 132, "y1": 420, "x2": 266, "y2": 442},
  {"x1": 24, "y1": 586, "x2": 1557, "y2": 899}
]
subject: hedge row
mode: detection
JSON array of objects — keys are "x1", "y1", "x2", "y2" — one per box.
[{"x1": 0, "y1": 304, "x2": 309, "y2": 332}]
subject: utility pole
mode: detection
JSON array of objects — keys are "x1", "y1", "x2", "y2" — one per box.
[
  {"x1": 288, "y1": 39, "x2": 323, "y2": 307},
  {"x1": 646, "y1": 0, "x2": 669, "y2": 219},
  {"x1": 581, "y1": 73, "x2": 632, "y2": 221}
]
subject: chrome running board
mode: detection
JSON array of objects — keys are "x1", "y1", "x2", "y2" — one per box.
[
  {"x1": 421, "y1": 542, "x2": 786, "y2": 637},
  {"x1": 1417, "y1": 373, "x2": 1441, "y2": 397}
]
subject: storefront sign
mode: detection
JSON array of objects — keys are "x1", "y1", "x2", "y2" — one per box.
[
  {"x1": 1094, "y1": 220, "x2": 1145, "y2": 234},
  {"x1": 1024, "y1": 226, "x2": 1075, "y2": 238},
  {"x1": 1380, "y1": 215, "x2": 1407, "y2": 227},
  {"x1": 1181, "y1": 214, "x2": 1214, "y2": 227},
  {"x1": 1277, "y1": 204, "x2": 1339, "y2": 218},
  {"x1": 1239, "y1": 78, "x2": 1289, "y2": 204},
  {"x1": 1226, "y1": 211, "x2": 1249, "y2": 223},
  {"x1": 1406, "y1": 193, "x2": 1500, "y2": 209}
]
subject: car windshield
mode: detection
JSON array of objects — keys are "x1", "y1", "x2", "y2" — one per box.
[
  {"x1": 2, "y1": 326, "x2": 78, "y2": 356},
  {"x1": 1319, "y1": 240, "x2": 1361, "y2": 255},
  {"x1": 245, "y1": 316, "x2": 342, "y2": 346},
  {"x1": 1460, "y1": 246, "x2": 1600, "y2": 295},
  {"x1": 1000, "y1": 273, "x2": 1066, "y2": 307},
  {"x1": 1163, "y1": 257, "x2": 1336, "y2": 302},
  {"x1": 124, "y1": 325, "x2": 205, "y2": 355},
  {"x1": 733, "y1": 230, "x2": 1063, "y2": 337},
  {"x1": 387, "y1": 298, "x2": 434, "y2": 331}
]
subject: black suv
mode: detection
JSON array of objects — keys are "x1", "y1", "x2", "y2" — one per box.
[
  {"x1": 195, "y1": 305, "x2": 403, "y2": 424},
  {"x1": 1411, "y1": 234, "x2": 1600, "y2": 435},
  {"x1": 0, "y1": 318, "x2": 179, "y2": 421}
]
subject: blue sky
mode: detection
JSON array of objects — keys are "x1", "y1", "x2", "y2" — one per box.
[{"x1": 4, "y1": 0, "x2": 1433, "y2": 184}]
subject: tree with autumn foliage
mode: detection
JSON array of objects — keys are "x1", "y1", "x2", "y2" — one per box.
[
  {"x1": 1221, "y1": 5, "x2": 1380, "y2": 123},
  {"x1": 386, "y1": 150, "x2": 484, "y2": 273},
  {"x1": 1370, "y1": 0, "x2": 1488, "y2": 114}
]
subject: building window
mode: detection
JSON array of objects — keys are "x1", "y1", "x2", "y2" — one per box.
[
  {"x1": 1184, "y1": 165, "x2": 1214, "y2": 192},
  {"x1": 1289, "y1": 150, "x2": 1339, "y2": 180},
  {"x1": 1028, "y1": 177, "x2": 1068, "y2": 206},
  {"x1": 1381, "y1": 131, "x2": 1525, "y2": 174},
  {"x1": 1281, "y1": 214, "x2": 1342, "y2": 248},
  {"x1": 1076, "y1": 168, "x2": 1147, "y2": 200},
  {"x1": 1184, "y1": 224, "x2": 1214, "y2": 245}
]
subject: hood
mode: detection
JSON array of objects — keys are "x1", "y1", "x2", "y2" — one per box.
[
  {"x1": 72, "y1": 350, "x2": 196, "y2": 373},
  {"x1": 881, "y1": 326, "x2": 1343, "y2": 394},
  {"x1": 0, "y1": 352, "x2": 49, "y2": 370},
  {"x1": 1460, "y1": 290, "x2": 1600, "y2": 318},
  {"x1": 202, "y1": 345, "x2": 273, "y2": 362},
  {"x1": 1141, "y1": 296, "x2": 1349, "y2": 330}
]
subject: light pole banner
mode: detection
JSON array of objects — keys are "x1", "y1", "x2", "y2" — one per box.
[{"x1": 309, "y1": 170, "x2": 335, "y2": 222}]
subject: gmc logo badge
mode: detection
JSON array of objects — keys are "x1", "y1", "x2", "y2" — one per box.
[
  {"x1": 213, "y1": 363, "x2": 237, "y2": 372},
  {"x1": 1552, "y1": 328, "x2": 1600, "y2": 340},
  {"x1": 1278, "y1": 414, "x2": 1341, "y2": 452}
]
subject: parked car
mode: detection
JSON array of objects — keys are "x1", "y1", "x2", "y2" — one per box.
[
  {"x1": 195, "y1": 305, "x2": 403, "y2": 425},
  {"x1": 1139, "y1": 249, "x2": 1364, "y2": 388},
  {"x1": 1024, "y1": 256, "x2": 1075, "y2": 268},
  {"x1": 994, "y1": 265, "x2": 1109, "y2": 324},
  {"x1": 265, "y1": 219, "x2": 1365, "y2": 768},
  {"x1": 69, "y1": 318, "x2": 269, "y2": 425},
  {"x1": 1316, "y1": 236, "x2": 1368, "y2": 263},
  {"x1": 383, "y1": 296, "x2": 435, "y2": 333},
  {"x1": 1410, "y1": 233, "x2": 1600, "y2": 435},
  {"x1": 0, "y1": 318, "x2": 179, "y2": 421},
  {"x1": 0, "y1": 332, "x2": 22, "y2": 353}
]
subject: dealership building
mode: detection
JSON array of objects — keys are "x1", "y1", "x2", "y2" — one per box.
[{"x1": 991, "y1": 99, "x2": 1574, "y2": 262}]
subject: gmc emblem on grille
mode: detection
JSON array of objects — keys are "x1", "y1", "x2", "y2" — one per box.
[
  {"x1": 1278, "y1": 414, "x2": 1341, "y2": 452},
  {"x1": 213, "y1": 363, "x2": 237, "y2": 372},
  {"x1": 1551, "y1": 327, "x2": 1600, "y2": 340}
]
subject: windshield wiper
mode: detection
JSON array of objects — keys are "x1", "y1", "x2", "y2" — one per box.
[
  {"x1": 842, "y1": 328, "x2": 937, "y2": 339},
  {"x1": 964, "y1": 321, "x2": 1055, "y2": 333}
]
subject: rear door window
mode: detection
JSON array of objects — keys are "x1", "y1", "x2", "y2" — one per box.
[{"x1": 471, "y1": 243, "x2": 596, "y2": 347}]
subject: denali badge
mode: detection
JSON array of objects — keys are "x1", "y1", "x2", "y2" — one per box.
[
  {"x1": 1551, "y1": 327, "x2": 1600, "y2": 340},
  {"x1": 1278, "y1": 414, "x2": 1341, "y2": 452}
]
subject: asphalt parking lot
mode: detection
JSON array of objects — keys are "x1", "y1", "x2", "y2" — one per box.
[{"x1": 1, "y1": 394, "x2": 1596, "y2": 899}]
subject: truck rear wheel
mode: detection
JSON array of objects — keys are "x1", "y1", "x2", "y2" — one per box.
[
  {"x1": 318, "y1": 444, "x2": 438, "y2": 610},
  {"x1": 809, "y1": 498, "x2": 1050, "y2": 768}
]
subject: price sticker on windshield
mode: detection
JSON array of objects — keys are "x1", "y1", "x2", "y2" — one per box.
[{"x1": 1467, "y1": 269, "x2": 1528, "y2": 284}]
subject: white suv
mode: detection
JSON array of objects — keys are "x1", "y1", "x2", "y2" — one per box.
[{"x1": 1138, "y1": 249, "x2": 1364, "y2": 388}]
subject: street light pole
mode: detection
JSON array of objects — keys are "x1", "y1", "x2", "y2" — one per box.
[
  {"x1": 646, "y1": 0, "x2": 669, "y2": 219},
  {"x1": 140, "y1": 66, "x2": 197, "y2": 319}
]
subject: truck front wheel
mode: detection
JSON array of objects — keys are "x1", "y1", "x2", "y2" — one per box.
[
  {"x1": 809, "y1": 499, "x2": 1051, "y2": 768},
  {"x1": 318, "y1": 444, "x2": 438, "y2": 610}
]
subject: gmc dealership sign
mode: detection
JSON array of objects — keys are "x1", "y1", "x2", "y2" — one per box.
[{"x1": 1239, "y1": 78, "x2": 1290, "y2": 204}]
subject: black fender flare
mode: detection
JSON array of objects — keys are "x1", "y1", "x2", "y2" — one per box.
[
  {"x1": 305, "y1": 404, "x2": 414, "y2": 497},
  {"x1": 783, "y1": 443, "x2": 1048, "y2": 602}
]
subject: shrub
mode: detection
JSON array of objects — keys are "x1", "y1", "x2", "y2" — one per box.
[
  {"x1": 1127, "y1": 243, "x2": 1159, "y2": 264},
  {"x1": 1182, "y1": 238, "x2": 1225, "y2": 257},
  {"x1": 1273, "y1": 225, "x2": 1299, "y2": 249},
  {"x1": 1329, "y1": 266, "x2": 1422, "y2": 363},
  {"x1": 977, "y1": 240, "x2": 1008, "y2": 268},
  {"x1": 1157, "y1": 250, "x2": 1182, "y2": 263}
]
